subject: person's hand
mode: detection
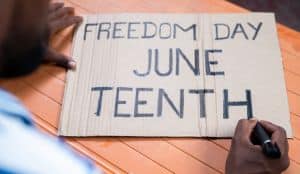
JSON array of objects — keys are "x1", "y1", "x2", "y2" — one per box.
[
  {"x1": 225, "y1": 119, "x2": 289, "y2": 174},
  {"x1": 44, "y1": 2, "x2": 82, "y2": 69}
]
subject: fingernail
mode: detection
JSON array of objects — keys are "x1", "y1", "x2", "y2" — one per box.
[
  {"x1": 57, "y1": 2, "x2": 64, "y2": 6},
  {"x1": 68, "y1": 60, "x2": 76, "y2": 70},
  {"x1": 76, "y1": 16, "x2": 83, "y2": 22},
  {"x1": 250, "y1": 117, "x2": 258, "y2": 121},
  {"x1": 249, "y1": 117, "x2": 259, "y2": 123}
]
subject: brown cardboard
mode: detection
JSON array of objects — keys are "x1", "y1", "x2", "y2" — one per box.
[{"x1": 58, "y1": 13, "x2": 292, "y2": 137}]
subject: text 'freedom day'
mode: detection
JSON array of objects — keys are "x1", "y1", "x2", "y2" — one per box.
[{"x1": 83, "y1": 21, "x2": 262, "y2": 40}]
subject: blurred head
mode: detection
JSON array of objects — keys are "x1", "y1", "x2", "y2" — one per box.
[{"x1": 0, "y1": 0, "x2": 49, "y2": 78}]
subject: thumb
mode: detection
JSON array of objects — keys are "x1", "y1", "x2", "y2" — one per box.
[
  {"x1": 234, "y1": 119, "x2": 257, "y2": 145},
  {"x1": 44, "y1": 48, "x2": 76, "y2": 70}
]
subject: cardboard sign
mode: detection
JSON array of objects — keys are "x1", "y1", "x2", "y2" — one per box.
[{"x1": 59, "y1": 13, "x2": 292, "y2": 137}]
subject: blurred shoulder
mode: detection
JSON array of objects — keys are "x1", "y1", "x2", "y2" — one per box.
[{"x1": 0, "y1": 88, "x2": 33, "y2": 126}]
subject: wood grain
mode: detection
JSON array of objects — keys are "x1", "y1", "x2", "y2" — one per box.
[{"x1": 1, "y1": 0, "x2": 299, "y2": 173}]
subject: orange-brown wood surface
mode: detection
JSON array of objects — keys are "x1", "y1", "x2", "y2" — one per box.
[{"x1": 1, "y1": 0, "x2": 300, "y2": 173}]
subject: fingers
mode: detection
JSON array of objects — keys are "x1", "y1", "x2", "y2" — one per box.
[
  {"x1": 272, "y1": 130, "x2": 288, "y2": 156},
  {"x1": 44, "y1": 48, "x2": 76, "y2": 69},
  {"x1": 259, "y1": 120, "x2": 288, "y2": 156},
  {"x1": 48, "y1": 2, "x2": 64, "y2": 13},
  {"x1": 259, "y1": 120, "x2": 281, "y2": 133},
  {"x1": 234, "y1": 119, "x2": 257, "y2": 145},
  {"x1": 259, "y1": 120, "x2": 287, "y2": 145},
  {"x1": 48, "y1": 6, "x2": 75, "y2": 21},
  {"x1": 48, "y1": 3, "x2": 83, "y2": 35},
  {"x1": 45, "y1": 3, "x2": 81, "y2": 69},
  {"x1": 49, "y1": 15, "x2": 82, "y2": 35}
]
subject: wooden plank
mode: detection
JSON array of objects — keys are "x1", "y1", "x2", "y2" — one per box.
[
  {"x1": 122, "y1": 138, "x2": 219, "y2": 174},
  {"x1": 283, "y1": 161, "x2": 300, "y2": 174},
  {"x1": 283, "y1": 51, "x2": 300, "y2": 76},
  {"x1": 285, "y1": 71, "x2": 300, "y2": 96},
  {"x1": 166, "y1": 138, "x2": 227, "y2": 173},
  {"x1": 33, "y1": 115, "x2": 126, "y2": 174},
  {"x1": 22, "y1": 68, "x2": 65, "y2": 102},
  {"x1": 1, "y1": 0, "x2": 300, "y2": 173},
  {"x1": 289, "y1": 139, "x2": 300, "y2": 165},
  {"x1": 67, "y1": 0, "x2": 100, "y2": 13},
  {"x1": 14, "y1": 81, "x2": 61, "y2": 126},
  {"x1": 79, "y1": 138, "x2": 173, "y2": 174},
  {"x1": 7, "y1": 81, "x2": 174, "y2": 174},
  {"x1": 291, "y1": 114, "x2": 300, "y2": 139},
  {"x1": 287, "y1": 91, "x2": 300, "y2": 116}
]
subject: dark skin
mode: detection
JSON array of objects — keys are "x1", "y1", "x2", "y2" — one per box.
[
  {"x1": 226, "y1": 119, "x2": 290, "y2": 174},
  {"x1": 0, "y1": 1, "x2": 290, "y2": 173},
  {"x1": 0, "y1": 1, "x2": 81, "y2": 74},
  {"x1": 45, "y1": 2, "x2": 82, "y2": 69},
  {"x1": 0, "y1": 0, "x2": 49, "y2": 74}
]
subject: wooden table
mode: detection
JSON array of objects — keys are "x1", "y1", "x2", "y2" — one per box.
[{"x1": 1, "y1": 0, "x2": 300, "y2": 173}]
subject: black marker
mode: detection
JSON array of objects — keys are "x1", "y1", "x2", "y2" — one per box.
[{"x1": 252, "y1": 122, "x2": 281, "y2": 158}]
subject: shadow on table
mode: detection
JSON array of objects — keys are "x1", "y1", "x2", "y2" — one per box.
[{"x1": 228, "y1": 0, "x2": 300, "y2": 32}]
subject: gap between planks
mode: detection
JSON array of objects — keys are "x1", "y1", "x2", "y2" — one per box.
[{"x1": 6, "y1": 79, "x2": 300, "y2": 171}]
